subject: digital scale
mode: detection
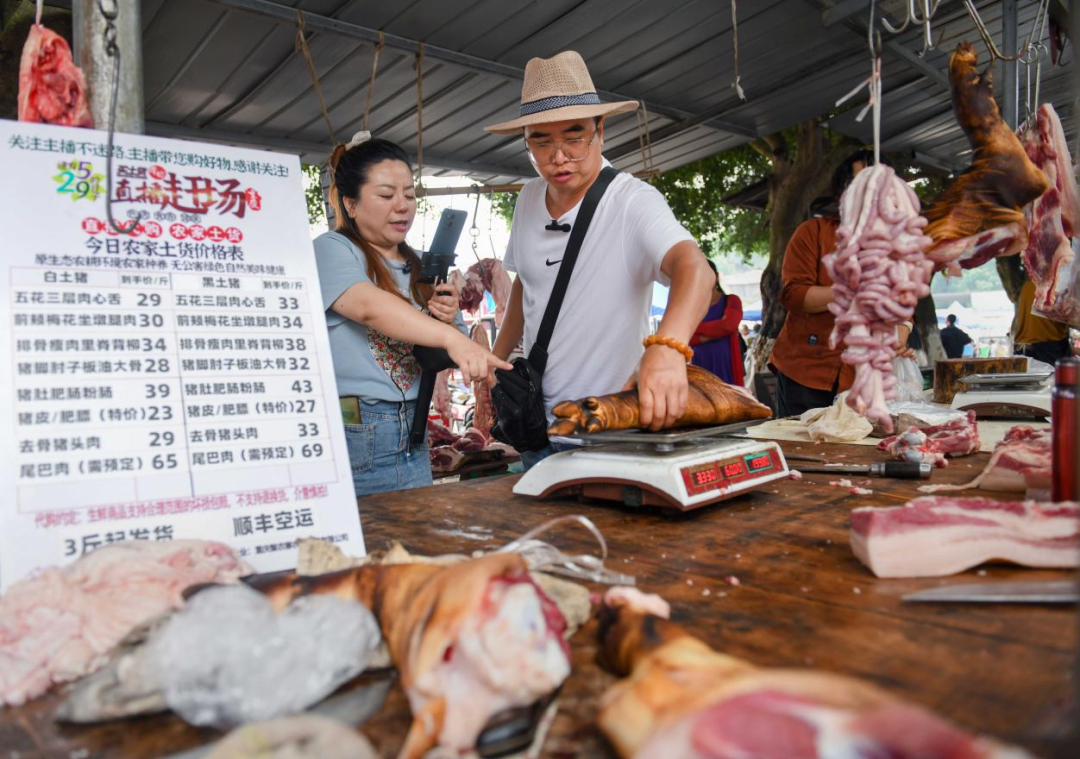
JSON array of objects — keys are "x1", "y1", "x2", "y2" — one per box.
[
  {"x1": 513, "y1": 423, "x2": 789, "y2": 511},
  {"x1": 951, "y1": 371, "x2": 1053, "y2": 420}
]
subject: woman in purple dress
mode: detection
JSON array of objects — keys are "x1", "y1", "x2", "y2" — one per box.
[{"x1": 690, "y1": 259, "x2": 745, "y2": 385}]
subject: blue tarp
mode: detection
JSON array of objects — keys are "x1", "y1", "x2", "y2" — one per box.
[{"x1": 743, "y1": 309, "x2": 762, "y2": 321}]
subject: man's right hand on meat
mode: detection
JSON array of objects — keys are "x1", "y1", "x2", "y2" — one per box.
[{"x1": 486, "y1": 51, "x2": 713, "y2": 469}]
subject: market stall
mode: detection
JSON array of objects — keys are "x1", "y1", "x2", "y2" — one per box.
[
  {"x1": 1, "y1": 440, "x2": 1073, "y2": 757},
  {"x1": 1, "y1": 0, "x2": 1079, "y2": 757}
]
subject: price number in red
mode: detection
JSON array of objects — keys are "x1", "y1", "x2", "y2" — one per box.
[
  {"x1": 722, "y1": 461, "x2": 745, "y2": 478},
  {"x1": 693, "y1": 467, "x2": 719, "y2": 486},
  {"x1": 746, "y1": 453, "x2": 773, "y2": 473}
]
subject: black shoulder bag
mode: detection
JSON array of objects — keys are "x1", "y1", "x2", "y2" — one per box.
[{"x1": 490, "y1": 167, "x2": 619, "y2": 451}]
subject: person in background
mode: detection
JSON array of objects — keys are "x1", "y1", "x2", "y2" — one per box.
[
  {"x1": 739, "y1": 323, "x2": 751, "y2": 342},
  {"x1": 313, "y1": 134, "x2": 510, "y2": 497},
  {"x1": 690, "y1": 259, "x2": 744, "y2": 385},
  {"x1": 939, "y1": 314, "x2": 974, "y2": 360},
  {"x1": 1013, "y1": 279, "x2": 1072, "y2": 365},
  {"x1": 769, "y1": 151, "x2": 912, "y2": 417}
]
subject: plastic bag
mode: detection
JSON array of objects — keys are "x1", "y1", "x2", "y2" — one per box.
[
  {"x1": 870, "y1": 401, "x2": 968, "y2": 438},
  {"x1": 150, "y1": 585, "x2": 380, "y2": 729},
  {"x1": 891, "y1": 356, "x2": 924, "y2": 403}
]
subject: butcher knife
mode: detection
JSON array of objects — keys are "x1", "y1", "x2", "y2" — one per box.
[
  {"x1": 903, "y1": 580, "x2": 1079, "y2": 604},
  {"x1": 794, "y1": 461, "x2": 933, "y2": 479}
]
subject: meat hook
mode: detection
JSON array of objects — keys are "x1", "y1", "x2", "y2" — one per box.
[{"x1": 98, "y1": 0, "x2": 138, "y2": 235}]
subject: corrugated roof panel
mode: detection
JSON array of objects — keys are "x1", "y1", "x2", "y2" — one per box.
[{"x1": 135, "y1": 0, "x2": 1072, "y2": 182}]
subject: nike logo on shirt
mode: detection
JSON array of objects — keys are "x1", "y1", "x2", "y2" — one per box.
[{"x1": 546, "y1": 258, "x2": 563, "y2": 266}]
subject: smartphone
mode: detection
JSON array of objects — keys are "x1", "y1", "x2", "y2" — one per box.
[
  {"x1": 428, "y1": 208, "x2": 467, "y2": 255},
  {"x1": 419, "y1": 209, "x2": 468, "y2": 284}
]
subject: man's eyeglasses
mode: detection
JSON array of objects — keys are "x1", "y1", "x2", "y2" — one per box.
[{"x1": 523, "y1": 130, "x2": 598, "y2": 164}]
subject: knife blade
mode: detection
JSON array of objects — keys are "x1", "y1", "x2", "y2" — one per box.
[
  {"x1": 161, "y1": 677, "x2": 393, "y2": 759},
  {"x1": 782, "y1": 453, "x2": 828, "y2": 463},
  {"x1": 903, "y1": 580, "x2": 1079, "y2": 604}
]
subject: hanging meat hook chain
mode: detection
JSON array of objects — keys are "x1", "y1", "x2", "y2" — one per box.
[
  {"x1": 98, "y1": 0, "x2": 137, "y2": 235},
  {"x1": 881, "y1": 0, "x2": 943, "y2": 56},
  {"x1": 963, "y1": 0, "x2": 1050, "y2": 64},
  {"x1": 469, "y1": 187, "x2": 482, "y2": 264}
]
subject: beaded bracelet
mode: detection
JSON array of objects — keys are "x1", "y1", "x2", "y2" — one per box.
[{"x1": 643, "y1": 334, "x2": 694, "y2": 363}]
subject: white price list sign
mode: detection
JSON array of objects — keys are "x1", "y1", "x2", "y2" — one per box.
[{"x1": 0, "y1": 121, "x2": 364, "y2": 588}]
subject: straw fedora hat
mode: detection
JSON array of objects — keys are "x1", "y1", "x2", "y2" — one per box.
[{"x1": 484, "y1": 51, "x2": 638, "y2": 135}]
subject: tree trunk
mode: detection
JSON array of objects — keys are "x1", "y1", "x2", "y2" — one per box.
[
  {"x1": 995, "y1": 255, "x2": 1027, "y2": 303},
  {"x1": 748, "y1": 121, "x2": 858, "y2": 375},
  {"x1": 915, "y1": 293, "x2": 945, "y2": 364}
]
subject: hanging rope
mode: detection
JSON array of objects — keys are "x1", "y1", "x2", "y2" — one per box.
[
  {"x1": 361, "y1": 30, "x2": 385, "y2": 133},
  {"x1": 295, "y1": 10, "x2": 336, "y2": 144},
  {"x1": 731, "y1": 0, "x2": 746, "y2": 100},
  {"x1": 414, "y1": 42, "x2": 425, "y2": 191},
  {"x1": 635, "y1": 111, "x2": 650, "y2": 172},
  {"x1": 837, "y1": 0, "x2": 883, "y2": 164},
  {"x1": 634, "y1": 102, "x2": 657, "y2": 175}
]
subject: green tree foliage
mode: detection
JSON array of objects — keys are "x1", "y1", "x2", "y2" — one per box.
[
  {"x1": 302, "y1": 164, "x2": 327, "y2": 228},
  {"x1": 650, "y1": 145, "x2": 772, "y2": 260},
  {"x1": 490, "y1": 192, "x2": 518, "y2": 226},
  {"x1": 933, "y1": 261, "x2": 1021, "y2": 294}
]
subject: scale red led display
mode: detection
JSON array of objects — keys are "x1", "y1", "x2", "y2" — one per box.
[
  {"x1": 693, "y1": 468, "x2": 719, "y2": 485},
  {"x1": 723, "y1": 461, "x2": 744, "y2": 477},
  {"x1": 748, "y1": 454, "x2": 771, "y2": 472}
]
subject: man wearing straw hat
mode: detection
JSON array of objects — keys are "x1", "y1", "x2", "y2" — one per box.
[{"x1": 487, "y1": 51, "x2": 714, "y2": 468}]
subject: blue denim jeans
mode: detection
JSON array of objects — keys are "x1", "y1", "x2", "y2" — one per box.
[
  {"x1": 344, "y1": 399, "x2": 432, "y2": 498},
  {"x1": 519, "y1": 440, "x2": 579, "y2": 471}
]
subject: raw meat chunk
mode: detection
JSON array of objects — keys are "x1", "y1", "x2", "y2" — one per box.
[
  {"x1": 920, "y1": 425, "x2": 1050, "y2": 494},
  {"x1": 18, "y1": 24, "x2": 93, "y2": 127},
  {"x1": 0, "y1": 541, "x2": 249, "y2": 707},
  {"x1": 878, "y1": 411, "x2": 979, "y2": 467},
  {"x1": 1020, "y1": 104, "x2": 1080, "y2": 328},
  {"x1": 850, "y1": 496, "x2": 1078, "y2": 578}
]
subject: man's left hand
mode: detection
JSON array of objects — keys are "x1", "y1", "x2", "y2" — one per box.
[
  {"x1": 623, "y1": 344, "x2": 689, "y2": 431},
  {"x1": 428, "y1": 284, "x2": 459, "y2": 324}
]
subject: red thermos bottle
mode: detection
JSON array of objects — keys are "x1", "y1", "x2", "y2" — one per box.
[{"x1": 1051, "y1": 358, "x2": 1079, "y2": 502}]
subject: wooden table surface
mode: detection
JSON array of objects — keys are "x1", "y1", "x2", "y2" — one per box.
[{"x1": 4, "y1": 440, "x2": 1077, "y2": 758}]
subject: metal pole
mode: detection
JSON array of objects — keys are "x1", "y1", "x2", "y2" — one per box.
[
  {"x1": 1001, "y1": 0, "x2": 1018, "y2": 130},
  {"x1": 73, "y1": 0, "x2": 144, "y2": 134}
]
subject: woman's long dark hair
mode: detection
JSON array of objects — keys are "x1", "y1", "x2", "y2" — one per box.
[
  {"x1": 706, "y1": 258, "x2": 725, "y2": 295},
  {"x1": 328, "y1": 138, "x2": 431, "y2": 305}
]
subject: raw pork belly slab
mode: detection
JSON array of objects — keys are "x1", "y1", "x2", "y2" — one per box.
[
  {"x1": 850, "y1": 497, "x2": 1079, "y2": 578},
  {"x1": 878, "y1": 411, "x2": 979, "y2": 467},
  {"x1": 0, "y1": 541, "x2": 249, "y2": 707},
  {"x1": 920, "y1": 425, "x2": 1050, "y2": 494}
]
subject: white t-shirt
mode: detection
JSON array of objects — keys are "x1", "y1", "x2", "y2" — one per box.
[{"x1": 503, "y1": 161, "x2": 696, "y2": 420}]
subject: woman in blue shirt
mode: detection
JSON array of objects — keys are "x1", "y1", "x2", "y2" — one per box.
[{"x1": 314, "y1": 135, "x2": 510, "y2": 497}]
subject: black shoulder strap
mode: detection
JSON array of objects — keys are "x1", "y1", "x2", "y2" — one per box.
[{"x1": 528, "y1": 166, "x2": 619, "y2": 375}]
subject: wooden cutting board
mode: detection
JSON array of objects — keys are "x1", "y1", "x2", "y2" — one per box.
[{"x1": 933, "y1": 357, "x2": 1027, "y2": 404}]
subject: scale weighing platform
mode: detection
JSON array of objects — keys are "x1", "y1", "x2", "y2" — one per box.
[
  {"x1": 952, "y1": 371, "x2": 1052, "y2": 420},
  {"x1": 513, "y1": 422, "x2": 789, "y2": 512}
]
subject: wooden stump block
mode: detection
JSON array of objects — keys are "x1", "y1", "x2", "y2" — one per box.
[{"x1": 933, "y1": 357, "x2": 1028, "y2": 404}]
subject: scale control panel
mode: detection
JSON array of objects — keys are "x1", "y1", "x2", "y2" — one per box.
[{"x1": 681, "y1": 448, "x2": 784, "y2": 497}]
